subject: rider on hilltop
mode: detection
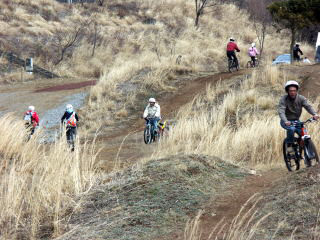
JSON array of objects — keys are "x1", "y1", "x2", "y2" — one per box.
[
  {"x1": 248, "y1": 42, "x2": 259, "y2": 67},
  {"x1": 226, "y1": 37, "x2": 240, "y2": 67},
  {"x1": 143, "y1": 98, "x2": 161, "y2": 135},
  {"x1": 293, "y1": 43, "x2": 303, "y2": 61},
  {"x1": 278, "y1": 81, "x2": 319, "y2": 147}
]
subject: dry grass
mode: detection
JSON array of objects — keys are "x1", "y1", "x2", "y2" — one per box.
[
  {"x1": 150, "y1": 65, "x2": 320, "y2": 169},
  {"x1": 0, "y1": 114, "x2": 99, "y2": 239},
  {"x1": 1, "y1": 0, "x2": 314, "y2": 132},
  {"x1": 184, "y1": 195, "x2": 273, "y2": 240}
]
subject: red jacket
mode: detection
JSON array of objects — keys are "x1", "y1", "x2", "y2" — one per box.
[
  {"x1": 24, "y1": 111, "x2": 39, "y2": 127},
  {"x1": 227, "y1": 42, "x2": 240, "y2": 52}
]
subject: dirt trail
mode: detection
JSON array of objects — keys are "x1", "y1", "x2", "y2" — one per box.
[
  {"x1": 96, "y1": 70, "x2": 248, "y2": 171},
  {"x1": 199, "y1": 169, "x2": 285, "y2": 239}
]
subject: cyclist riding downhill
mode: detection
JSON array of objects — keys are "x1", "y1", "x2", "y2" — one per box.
[
  {"x1": 143, "y1": 98, "x2": 161, "y2": 137},
  {"x1": 248, "y1": 42, "x2": 259, "y2": 67},
  {"x1": 278, "y1": 81, "x2": 319, "y2": 167},
  {"x1": 23, "y1": 105, "x2": 39, "y2": 141},
  {"x1": 61, "y1": 104, "x2": 79, "y2": 151},
  {"x1": 226, "y1": 37, "x2": 240, "y2": 68}
]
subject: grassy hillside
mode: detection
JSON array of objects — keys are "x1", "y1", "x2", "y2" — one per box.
[
  {"x1": 0, "y1": 0, "x2": 314, "y2": 132},
  {"x1": 0, "y1": 0, "x2": 319, "y2": 239}
]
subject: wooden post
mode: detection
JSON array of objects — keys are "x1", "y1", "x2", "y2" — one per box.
[{"x1": 21, "y1": 67, "x2": 24, "y2": 82}]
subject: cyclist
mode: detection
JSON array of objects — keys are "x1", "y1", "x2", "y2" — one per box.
[
  {"x1": 248, "y1": 42, "x2": 259, "y2": 67},
  {"x1": 278, "y1": 81, "x2": 319, "y2": 148},
  {"x1": 143, "y1": 98, "x2": 161, "y2": 136},
  {"x1": 23, "y1": 105, "x2": 39, "y2": 140},
  {"x1": 226, "y1": 37, "x2": 240, "y2": 67},
  {"x1": 293, "y1": 43, "x2": 303, "y2": 61},
  {"x1": 61, "y1": 104, "x2": 79, "y2": 151}
]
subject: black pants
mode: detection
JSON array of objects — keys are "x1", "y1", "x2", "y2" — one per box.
[
  {"x1": 66, "y1": 127, "x2": 77, "y2": 150},
  {"x1": 250, "y1": 56, "x2": 256, "y2": 66},
  {"x1": 293, "y1": 54, "x2": 301, "y2": 61},
  {"x1": 227, "y1": 51, "x2": 238, "y2": 66}
]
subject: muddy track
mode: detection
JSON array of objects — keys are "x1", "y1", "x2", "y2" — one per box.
[
  {"x1": 35, "y1": 80, "x2": 96, "y2": 93},
  {"x1": 98, "y1": 70, "x2": 248, "y2": 141}
]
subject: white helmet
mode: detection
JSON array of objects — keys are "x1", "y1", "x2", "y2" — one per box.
[
  {"x1": 285, "y1": 81, "x2": 299, "y2": 92},
  {"x1": 251, "y1": 42, "x2": 256, "y2": 47},
  {"x1": 149, "y1": 98, "x2": 156, "y2": 103},
  {"x1": 229, "y1": 37, "x2": 235, "y2": 42},
  {"x1": 66, "y1": 104, "x2": 73, "y2": 111},
  {"x1": 28, "y1": 106, "x2": 35, "y2": 111}
]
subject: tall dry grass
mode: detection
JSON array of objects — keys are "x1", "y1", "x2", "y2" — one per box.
[
  {"x1": 151, "y1": 65, "x2": 320, "y2": 168},
  {"x1": 0, "y1": 114, "x2": 99, "y2": 239}
]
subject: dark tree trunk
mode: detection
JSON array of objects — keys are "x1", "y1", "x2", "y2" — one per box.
[{"x1": 290, "y1": 27, "x2": 296, "y2": 64}]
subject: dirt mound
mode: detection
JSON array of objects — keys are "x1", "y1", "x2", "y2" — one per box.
[
  {"x1": 289, "y1": 64, "x2": 320, "y2": 100},
  {"x1": 56, "y1": 154, "x2": 250, "y2": 240}
]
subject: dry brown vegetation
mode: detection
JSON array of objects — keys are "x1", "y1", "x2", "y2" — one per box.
[
  {"x1": 0, "y1": 0, "x2": 319, "y2": 239},
  {"x1": 149, "y1": 65, "x2": 320, "y2": 170},
  {"x1": 0, "y1": 0, "x2": 314, "y2": 132},
  {"x1": 0, "y1": 114, "x2": 99, "y2": 239}
]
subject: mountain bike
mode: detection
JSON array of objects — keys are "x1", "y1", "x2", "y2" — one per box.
[
  {"x1": 282, "y1": 118, "x2": 319, "y2": 171},
  {"x1": 144, "y1": 118, "x2": 158, "y2": 144},
  {"x1": 246, "y1": 57, "x2": 259, "y2": 68},
  {"x1": 228, "y1": 57, "x2": 239, "y2": 73}
]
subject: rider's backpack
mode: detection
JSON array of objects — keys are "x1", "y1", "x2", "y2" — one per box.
[{"x1": 66, "y1": 112, "x2": 77, "y2": 127}]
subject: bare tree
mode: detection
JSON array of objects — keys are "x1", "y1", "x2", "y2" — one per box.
[
  {"x1": 246, "y1": 0, "x2": 272, "y2": 57},
  {"x1": 53, "y1": 26, "x2": 85, "y2": 65},
  {"x1": 194, "y1": 0, "x2": 221, "y2": 27},
  {"x1": 88, "y1": 19, "x2": 103, "y2": 57}
]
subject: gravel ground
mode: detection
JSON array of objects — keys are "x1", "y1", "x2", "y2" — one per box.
[{"x1": 39, "y1": 92, "x2": 88, "y2": 143}]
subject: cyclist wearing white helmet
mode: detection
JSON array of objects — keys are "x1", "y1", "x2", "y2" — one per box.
[
  {"x1": 143, "y1": 98, "x2": 161, "y2": 135},
  {"x1": 23, "y1": 105, "x2": 39, "y2": 140},
  {"x1": 61, "y1": 104, "x2": 79, "y2": 151},
  {"x1": 248, "y1": 42, "x2": 259, "y2": 67},
  {"x1": 278, "y1": 80, "x2": 319, "y2": 144}
]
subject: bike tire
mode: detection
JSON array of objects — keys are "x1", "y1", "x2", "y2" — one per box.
[
  {"x1": 144, "y1": 125, "x2": 152, "y2": 144},
  {"x1": 246, "y1": 61, "x2": 252, "y2": 68},
  {"x1": 228, "y1": 60, "x2": 232, "y2": 73},
  {"x1": 283, "y1": 140, "x2": 300, "y2": 171},
  {"x1": 304, "y1": 140, "x2": 319, "y2": 167}
]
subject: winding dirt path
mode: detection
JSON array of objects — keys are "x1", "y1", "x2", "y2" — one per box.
[{"x1": 96, "y1": 70, "x2": 248, "y2": 171}]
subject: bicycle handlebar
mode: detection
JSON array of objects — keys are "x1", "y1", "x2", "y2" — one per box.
[{"x1": 291, "y1": 117, "x2": 316, "y2": 126}]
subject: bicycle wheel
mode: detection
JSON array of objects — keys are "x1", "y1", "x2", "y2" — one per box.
[
  {"x1": 246, "y1": 61, "x2": 252, "y2": 68},
  {"x1": 304, "y1": 140, "x2": 319, "y2": 167},
  {"x1": 283, "y1": 140, "x2": 300, "y2": 171},
  {"x1": 228, "y1": 60, "x2": 233, "y2": 72},
  {"x1": 144, "y1": 125, "x2": 152, "y2": 144}
]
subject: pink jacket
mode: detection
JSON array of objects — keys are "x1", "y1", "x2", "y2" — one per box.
[{"x1": 248, "y1": 47, "x2": 259, "y2": 57}]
